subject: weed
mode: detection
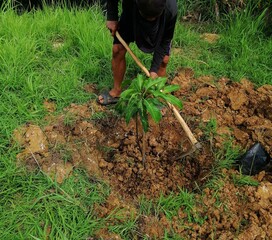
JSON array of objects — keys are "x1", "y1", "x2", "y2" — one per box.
[
  {"x1": 215, "y1": 140, "x2": 242, "y2": 170},
  {"x1": 201, "y1": 117, "x2": 217, "y2": 147},
  {"x1": 64, "y1": 112, "x2": 77, "y2": 127},
  {"x1": 138, "y1": 195, "x2": 154, "y2": 216},
  {"x1": 91, "y1": 111, "x2": 108, "y2": 121},
  {"x1": 53, "y1": 143, "x2": 73, "y2": 163},
  {"x1": 62, "y1": 149, "x2": 73, "y2": 163},
  {"x1": 204, "y1": 140, "x2": 241, "y2": 193},
  {"x1": 239, "y1": 217, "x2": 250, "y2": 229},
  {"x1": 140, "y1": 189, "x2": 206, "y2": 225},
  {"x1": 97, "y1": 145, "x2": 116, "y2": 155},
  {"x1": 232, "y1": 173, "x2": 259, "y2": 187},
  {"x1": 107, "y1": 211, "x2": 138, "y2": 240},
  {"x1": 155, "y1": 189, "x2": 194, "y2": 221},
  {"x1": 204, "y1": 118, "x2": 217, "y2": 135}
]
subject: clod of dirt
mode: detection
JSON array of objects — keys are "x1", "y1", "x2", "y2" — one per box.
[
  {"x1": 174, "y1": 70, "x2": 272, "y2": 156},
  {"x1": 44, "y1": 99, "x2": 56, "y2": 113},
  {"x1": 228, "y1": 88, "x2": 249, "y2": 110},
  {"x1": 200, "y1": 33, "x2": 220, "y2": 43},
  {"x1": 138, "y1": 215, "x2": 169, "y2": 238},
  {"x1": 92, "y1": 229, "x2": 122, "y2": 240},
  {"x1": 14, "y1": 124, "x2": 49, "y2": 158},
  {"x1": 52, "y1": 39, "x2": 64, "y2": 50},
  {"x1": 255, "y1": 182, "x2": 272, "y2": 206}
]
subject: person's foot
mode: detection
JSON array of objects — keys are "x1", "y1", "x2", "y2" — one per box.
[{"x1": 96, "y1": 90, "x2": 120, "y2": 105}]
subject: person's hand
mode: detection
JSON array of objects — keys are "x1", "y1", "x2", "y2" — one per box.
[
  {"x1": 150, "y1": 71, "x2": 158, "y2": 79},
  {"x1": 106, "y1": 21, "x2": 118, "y2": 37}
]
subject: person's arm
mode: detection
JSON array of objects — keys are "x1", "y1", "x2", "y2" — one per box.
[
  {"x1": 106, "y1": 0, "x2": 119, "y2": 36},
  {"x1": 150, "y1": 14, "x2": 177, "y2": 74}
]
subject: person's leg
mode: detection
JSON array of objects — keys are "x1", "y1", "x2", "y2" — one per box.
[
  {"x1": 97, "y1": 43, "x2": 127, "y2": 104},
  {"x1": 97, "y1": 1, "x2": 133, "y2": 105},
  {"x1": 157, "y1": 55, "x2": 169, "y2": 77},
  {"x1": 110, "y1": 43, "x2": 127, "y2": 97}
]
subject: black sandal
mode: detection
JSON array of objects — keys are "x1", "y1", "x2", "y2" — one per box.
[{"x1": 96, "y1": 91, "x2": 119, "y2": 106}]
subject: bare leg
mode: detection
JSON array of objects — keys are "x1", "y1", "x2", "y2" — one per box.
[
  {"x1": 98, "y1": 43, "x2": 127, "y2": 103},
  {"x1": 110, "y1": 43, "x2": 127, "y2": 97},
  {"x1": 157, "y1": 55, "x2": 169, "y2": 77}
]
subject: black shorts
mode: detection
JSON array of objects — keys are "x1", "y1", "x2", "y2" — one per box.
[
  {"x1": 113, "y1": 4, "x2": 171, "y2": 56},
  {"x1": 113, "y1": 5, "x2": 135, "y2": 45}
]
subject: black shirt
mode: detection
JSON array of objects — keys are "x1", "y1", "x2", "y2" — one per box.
[{"x1": 107, "y1": 0, "x2": 177, "y2": 73}]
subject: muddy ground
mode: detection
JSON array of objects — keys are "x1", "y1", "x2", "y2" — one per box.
[{"x1": 14, "y1": 68, "x2": 272, "y2": 239}]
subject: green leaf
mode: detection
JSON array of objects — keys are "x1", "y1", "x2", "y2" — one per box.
[
  {"x1": 144, "y1": 99, "x2": 162, "y2": 123},
  {"x1": 152, "y1": 90, "x2": 163, "y2": 98},
  {"x1": 144, "y1": 78, "x2": 166, "y2": 91},
  {"x1": 139, "y1": 111, "x2": 149, "y2": 132},
  {"x1": 162, "y1": 95, "x2": 183, "y2": 109},
  {"x1": 120, "y1": 88, "x2": 137, "y2": 100},
  {"x1": 115, "y1": 101, "x2": 126, "y2": 113},
  {"x1": 152, "y1": 92, "x2": 183, "y2": 109},
  {"x1": 127, "y1": 93, "x2": 140, "y2": 107},
  {"x1": 137, "y1": 100, "x2": 144, "y2": 116},
  {"x1": 136, "y1": 74, "x2": 144, "y2": 91},
  {"x1": 148, "y1": 97, "x2": 164, "y2": 108},
  {"x1": 125, "y1": 101, "x2": 138, "y2": 124},
  {"x1": 162, "y1": 85, "x2": 180, "y2": 94},
  {"x1": 156, "y1": 77, "x2": 168, "y2": 90}
]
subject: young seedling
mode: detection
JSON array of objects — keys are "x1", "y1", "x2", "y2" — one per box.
[{"x1": 116, "y1": 74, "x2": 182, "y2": 165}]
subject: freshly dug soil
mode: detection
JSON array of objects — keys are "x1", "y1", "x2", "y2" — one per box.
[{"x1": 14, "y1": 68, "x2": 272, "y2": 239}]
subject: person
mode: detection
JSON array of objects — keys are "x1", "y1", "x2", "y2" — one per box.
[{"x1": 97, "y1": 0, "x2": 178, "y2": 105}]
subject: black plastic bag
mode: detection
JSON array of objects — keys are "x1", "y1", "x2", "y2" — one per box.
[{"x1": 236, "y1": 142, "x2": 271, "y2": 175}]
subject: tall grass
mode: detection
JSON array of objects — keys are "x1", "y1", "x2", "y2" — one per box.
[
  {"x1": 0, "y1": 5, "x2": 112, "y2": 149},
  {"x1": 173, "y1": 3, "x2": 272, "y2": 86},
  {"x1": 0, "y1": 5, "x2": 113, "y2": 239},
  {"x1": 0, "y1": 167, "x2": 110, "y2": 239},
  {"x1": 217, "y1": 7, "x2": 272, "y2": 85}
]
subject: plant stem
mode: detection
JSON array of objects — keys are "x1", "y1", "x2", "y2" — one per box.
[
  {"x1": 135, "y1": 114, "x2": 142, "y2": 154},
  {"x1": 142, "y1": 129, "x2": 146, "y2": 166}
]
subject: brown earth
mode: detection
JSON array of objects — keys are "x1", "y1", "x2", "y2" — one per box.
[{"x1": 13, "y1": 68, "x2": 272, "y2": 239}]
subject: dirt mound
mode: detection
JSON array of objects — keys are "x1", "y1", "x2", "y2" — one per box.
[
  {"x1": 13, "y1": 68, "x2": 272, "y2": 239},
  {"x1": 173, "y1": 70, "x2": 272, "y2": 156}
]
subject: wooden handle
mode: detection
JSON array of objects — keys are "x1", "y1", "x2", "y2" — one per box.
[
  {"x1": 115, "y1": 31, "x2": 199, "y2": 146},
  {"x1": 116, "y1": 31, "x2": 150, "y2": 77},
  {"x1": 167, "y1": 102, "x2": 198, "y2": 145}
]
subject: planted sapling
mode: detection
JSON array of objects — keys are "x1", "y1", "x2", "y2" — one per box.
[{"x1": 116, "y1": 74, "x2": 182, "y2": 164}]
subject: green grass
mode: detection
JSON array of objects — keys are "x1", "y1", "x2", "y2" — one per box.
[
  {"x1": 0, "y1": 5, "x2": 114, "y2": 239},
  {"x1": 0, "y1": 6, "x2": 109, "y2": 151},
  {"x1": 205, "y1": 140, "x2": 242, "y2": 191},
  {"x1": 0, "y1": 2, "x2": 271, "y2": 239},
  {"x1": 156, "y1": 189, "x2": 195, "y2": 221},
  {"x1": 108, "y1": 214, "x2": 139, "y2": 239},
  {"x1": 173, "y1": 4, "x2": 272, "y2": 86},
  {"x1": 63, "y1": 111, "x2": 77, "y2": 127},
  {"x1": 0, "y1": 164, "x2": 110, "y2": 239},
  {"x1": 139, "y1": 189, "x2": 204, "y2": 224},
  {"x1": 200, "y1": 117, "x2": 217, "y2": 147},
  {"x1": 232, "y1": 173, "x2": 260, "y2": 187},
  {"x1": 215, "y1": 140, "x2": 242, "y2": 171}
]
